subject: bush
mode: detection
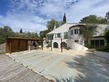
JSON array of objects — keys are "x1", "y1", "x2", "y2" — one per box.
[
  {"x1": 85, "y1": 43, "x2": 93, "y2": 48},
  {"x1": 104, "y1": 29, "x2": 109, "y2": 50},
  {"x1": 46, "y1": 42, "x2": 51, "y2": 48},
  {"x1": 96, "y1": 48, "x2": 109, "y2": 52}
]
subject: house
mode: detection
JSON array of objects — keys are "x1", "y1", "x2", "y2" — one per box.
[{"x1": 47, "y1": 23, "x2": 109, "y2": 50}]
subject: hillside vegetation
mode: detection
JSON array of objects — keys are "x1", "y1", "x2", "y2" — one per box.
[{"x1": 0, "y1": 26, "x2": 38, "y2": 44}]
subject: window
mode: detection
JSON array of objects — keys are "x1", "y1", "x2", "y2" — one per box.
[
  {"x1": 70, "y1": 30, "x2": 73, "y2": 35},
  {"x1": 57, "y1": 33, "x2": 61, "y2": 38},
  {"x1": 64, "y1": 32, "x2": 68, "y2": 39},
  {"x1": 48, "y1": 34, "x2": 53, "y2": 40},
  {"x1": 75, "y1": 40, "x2": 78, "y2": 42},
  {"x1": 91, "y1": 39, "x2": 105, "y2": 48},
  {"x1": 74, "y1": 29, "x2": 79, "y2": 34}
]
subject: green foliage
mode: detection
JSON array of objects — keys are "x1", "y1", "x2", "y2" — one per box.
[
  {"x1": 80, "y1": 24, "x2": 97, "y2": 48},
  {"x1": 80, "y1": 15, "x2": 107, "y2": 24},
  {"x1": 40, "y1": 30, "x2": 50, "y2": 38},
  {"x1": 85, "y1": 43, "x2": 93, "y2": 48},
  {"x1": 47, "y1": 18, "x2": 65, "y2": 31},
  {"x1": 41, "y1": 13, "x2": 67, "y2": 38},
  {"x1": 47, "y1": 18, "x2": 59, "y2": 31},
  {"x1": 26, "y1": 32, "x2": 38, "y2": 38},
  {"x1": 104, "y1": 29, "x2": 109, "y2": 44},
  {"x1": 41, "y1": 18, "x2": 65, "y2": 38},
  {"x1": 104, "y1": 29, "x2": 109, "y2": 50},
  {"x1": 15, "y1": 32, "x2": 39, "y2": 39},
  {"x1": 63, "y1": 13, "x2": 66, "y2": 23},
  {"x1": 0, "y1": 26, "x2": 15, "y2": 44},
  {"x1": 0, "y1": 26, "x2": 39, "y2": 44},
  {"x1": 105, "y1": 11, "x2": 109, "y2": 19},
  {"x1": 105, "y1": 11, "x2": 109, "y2": 23},
  {"x1": 96, "y1": 48, "x2": 109, "y2": 52},
  {"x1": 97, "y1": 29, "x2": 109, "y2": 52}
]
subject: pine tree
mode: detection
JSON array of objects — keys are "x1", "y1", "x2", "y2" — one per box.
[
  {"x1": 63, "y1": 13, "x2": 66, "y2": 23},
  {"x1": 105, "y1": 11, "x2": 109, "y2": 23}
]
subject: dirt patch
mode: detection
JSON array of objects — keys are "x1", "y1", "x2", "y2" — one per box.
[{"x1": 43, "y1": 47, "x2": 91, "y2": 56}]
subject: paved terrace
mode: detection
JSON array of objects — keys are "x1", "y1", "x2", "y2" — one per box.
[
  {"x1": 0, "y1": 54, "x2": 52, "y2": 82},
  {"x1": 9, "y1": 50, "x2": 109, "y2": 82}
]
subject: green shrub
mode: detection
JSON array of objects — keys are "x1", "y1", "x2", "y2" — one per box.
[
  {"x1": 46, "y1": 42, "x2": 51, "y2": 48},
  {"x1": 104, "y1": 29, "x2": 109, "y2": 50},
  {"x1": 96, "y1": 48, "x2": 109, "y2": 52},
  {"x1": 85, "y1": 43, "x2": 93, "y2": 48}
]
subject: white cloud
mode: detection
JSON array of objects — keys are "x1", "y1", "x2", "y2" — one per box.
[
  {"x1": 0, "y1": 0, "x2": 109, "y2": 32},
  {"x1": 66, "y1": 0, "x2": 109, "y2": 22},
  {"x1": 0, "y1": 14, "x2": 47, "y2": 32}
]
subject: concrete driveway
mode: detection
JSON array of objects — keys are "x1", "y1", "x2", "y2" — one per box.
[{"x1": 9, "y1": 50, "x2": 109, "y2": 82}]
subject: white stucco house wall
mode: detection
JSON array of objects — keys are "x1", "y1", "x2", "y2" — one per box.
[{"x1": 47, "y1": 23, "x2": 109, "y2": 50}]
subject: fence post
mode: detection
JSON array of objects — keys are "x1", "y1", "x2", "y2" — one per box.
[
  {"x1": 51, "y1": 39, "x2": 52, "y2": 51},
  {"x1": 42, "y1": 38, "x2": 43, "y2": 50},
  {"x1": 61, "y1": 38, "x2": 63, "y2": 52}
]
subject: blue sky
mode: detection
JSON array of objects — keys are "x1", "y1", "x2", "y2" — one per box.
[
  {"x1": 0, "y1": 0, "x2": 8, "y2": 16},
  {"x1": 0, "y1": 0, "x2": 109, "y2": 32}
]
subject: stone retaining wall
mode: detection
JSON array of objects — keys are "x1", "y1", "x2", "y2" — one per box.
[{"x1": 0, "y1": 43, "x2": 6, "y2": 53}]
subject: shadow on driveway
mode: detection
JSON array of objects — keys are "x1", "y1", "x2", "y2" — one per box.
[{"x1": 64, "y1": 53, "x2": 109, "y2": 82}]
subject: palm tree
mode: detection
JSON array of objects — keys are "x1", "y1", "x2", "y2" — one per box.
[{"x1": 79, "y1": 24, "x2": 97, "y2": 48}]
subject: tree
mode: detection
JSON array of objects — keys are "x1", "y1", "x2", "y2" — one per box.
[
  {"x1": 79, "y1": 24, "x2": 97, "y2": 48},
  {"x1": 44, "y1": 18, "x2": 59, "y2": 38},
  {"x1": 47, "y1": 18, "x2": 59, "y2": 31},
  {"x1": 15, "y1": 31, "x2": 38, "y2": 39},
  {"x1": 39, "y1": 30, "x2": 49, "y2": 38},
  {"x1": 39, "y1": 31, "x2": 44, "y2": 38},
  {"x1": 63, "y1": 13, "x2": 66, "y2": 23},
  {"x1": 105, "y1": 11, "x2": 109, "y2": 19},
  {"x1": 43, "y1": 17, "x2": 67, "y2": 38},
  {"x1": 105, "y1": 11, "x2": 109, "y2": 23},
  {"x1": 19, "y1": 29, "x2": 23, "y2": 33},
  {"x1": 80, "y1": 15, "x2": 107, "y2": 24},
  {"x1": 47, "y1": 17, "x2": 66, "y2": 32},
  {"x1": 26, "y1": 32, "x2": 38, "y2": 38},
  {"x1": 0, "y1": 26, "x2": 15, "y2": 44},
  {"x1": 104, "y1": 29, "x2": 109, "y2": 50},
  {"x1": 0, "y1": 26, "x2": 39, "y2": 44}
]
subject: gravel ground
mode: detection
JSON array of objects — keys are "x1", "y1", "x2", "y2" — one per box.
[{"x1": 8, "y1": 50, "x2": 109, "y2": 82}]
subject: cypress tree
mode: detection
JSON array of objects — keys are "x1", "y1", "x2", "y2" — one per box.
[
  {"x1": 20, "y1": 29, "x2": 23, "y2": 33},
  {"x1": 63, "y1": 13, "x2": 66, "y2": 23}
]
